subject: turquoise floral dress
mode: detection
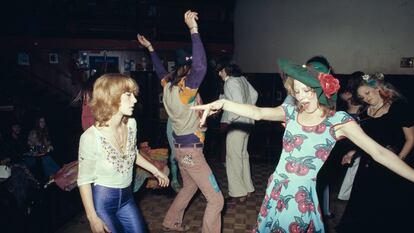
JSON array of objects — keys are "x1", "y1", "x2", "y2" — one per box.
[{"x1": 253, "y1": 103, "x2": 354, "y2": 233}]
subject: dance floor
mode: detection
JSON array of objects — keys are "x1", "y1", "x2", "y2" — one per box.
[{"x1": 56, "y1": 162, "x2": 346, "y2": 233}]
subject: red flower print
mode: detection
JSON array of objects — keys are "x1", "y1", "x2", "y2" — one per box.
[
  {"x1": 302, "y1": 125, "x2": 316, "y2": 132},
  {"x1": 270, "y1": 188, "x2": 281, "y2": 200},
  {"x1": 285, "y1": 162, "x2": 299, "y2": 173},
  {"x1": 315, "y1": 148, "x2": 329, "y2": 161},
  {"x1": 259, "y1": 205, "x2": 268, "y2": 217},
  {"x1": 276, "y1": 199, "x2": 286, "y2": 212},
  {"x1": 296, "y1": 164, "x2": 310, "y2": 176},
  {"x1": 289, "y1": 222, "x2": 301, "y2": 233},
  {"x1": 298, "y1": 201, "x2": 309, "y2": 213},
  {"x1": 295, "y1": 190, "x2": 308, "y2": 203},
  {"x1": 315, "y1": 124, "x2": 326, "y2": 134},
  {"x1": 283, "y1": 141, "x2": 295, "y2": 153},
  {"x1": 307, "y1": 220, "x2": 315, "y2": 233},
  {"x1": 318, "y1": 73, "x2": 340, "y2": 98}
]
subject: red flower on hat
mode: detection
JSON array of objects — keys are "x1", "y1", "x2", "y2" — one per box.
[{"x1": 317, "y1": 73, "x2": 340, "y2": 98}]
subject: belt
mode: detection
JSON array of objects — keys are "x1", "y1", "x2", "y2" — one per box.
[{"x1": 174, "y1": 142, "x2": 203, "y2": 148}]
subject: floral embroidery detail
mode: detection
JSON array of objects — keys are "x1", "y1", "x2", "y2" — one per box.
[
  {"x1": 101, "y1": 126, "x2": 135, "y2": 174},
  {"x1": 181, "y1": 154, "x2": 195, "y2": 166}
]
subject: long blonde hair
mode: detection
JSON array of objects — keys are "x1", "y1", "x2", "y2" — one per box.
[{"x1": 90, "y1": 73, "x2": 139, "y2": 127}]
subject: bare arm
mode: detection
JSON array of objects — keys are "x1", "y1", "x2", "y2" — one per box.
[
  {"x1": 191, "y1": 99, "x2": 284, "y2": 127},
  {"x1": 135, "y1": 151, "x2": 169, "y2": 187},
  {"x1": 399, "y1": 126, "x2": 414, "y2": 160},
  {"x1": 79, "y1": 184, "x2": 111, "y2": 233},
  {"x1": 336, "y1": 121, "x2": 414, "y2": 182}
]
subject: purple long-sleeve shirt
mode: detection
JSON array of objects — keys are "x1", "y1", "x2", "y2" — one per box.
[{"x1": 149, "y1": 33, "x2": 207, "y2": 144}]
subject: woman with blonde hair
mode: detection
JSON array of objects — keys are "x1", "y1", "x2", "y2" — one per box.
[
  {"x1": 337, "y1": 72, "x2": 414, "y2": 232},
  {"x1": 77, "y1": 73, "x2": 169, "y2": 233},
  {"x1": 192, "y1": 59, "x2": 414, "y2": 233}
]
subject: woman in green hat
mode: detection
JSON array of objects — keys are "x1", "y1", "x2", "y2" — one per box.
[{"x1": 191, "y1": 59, "x2": 414, "y2": 233}]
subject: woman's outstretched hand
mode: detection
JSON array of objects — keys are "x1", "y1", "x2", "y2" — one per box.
[{"x1": 191, "y1": 100, "x2": 224, "y2": 127}]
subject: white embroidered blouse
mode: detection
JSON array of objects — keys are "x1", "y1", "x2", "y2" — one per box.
[{"x1": 77, "y1": 118, "x2": 138, "y2": 188}]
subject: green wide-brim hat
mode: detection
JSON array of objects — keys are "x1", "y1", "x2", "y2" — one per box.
[{"x1": 277, "y1": 58, "x2": 339, "y2": 108}]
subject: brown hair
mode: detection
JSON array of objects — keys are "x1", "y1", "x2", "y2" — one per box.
[
  {"x1": 163, "y1": 65, "x2": 191, "y2": 90},
  {"x1": 285, "y1": 77, "x2": 334, "y2": 117},
  {"x1": 90, "y1": 73, "x2": 139, "y2": 127}
]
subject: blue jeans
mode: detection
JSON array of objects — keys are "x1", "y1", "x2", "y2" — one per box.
[
  {"x1": 167, "y1": 118, "x2": 179, "y2": 185},
  {"x1": 92, "y1": 185, "x2": 147, "y2": 233}
]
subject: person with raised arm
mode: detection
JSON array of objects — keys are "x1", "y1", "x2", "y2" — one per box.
[
  {"x1": 192, "y1": 59, "x2": 414, "y2": 233},
  {"x1": 137, "y1": 10, "x2": 223, "y2": 233}
]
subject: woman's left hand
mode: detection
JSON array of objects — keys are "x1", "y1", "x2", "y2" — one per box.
[{"x1": 153, "y1": 170, "x2": 170, "y2": 187}]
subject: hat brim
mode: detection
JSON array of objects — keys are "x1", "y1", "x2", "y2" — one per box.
[{"x1": 277, "y1": 58, "x2": 337, "y2": 108}]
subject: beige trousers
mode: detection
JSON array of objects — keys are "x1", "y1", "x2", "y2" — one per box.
[
  {"x1": 226, "y1": 126, "x2": 255, "y2": 197},
  {"x1": 162, "y1": 147, "x2": 224, "y2": 233}
]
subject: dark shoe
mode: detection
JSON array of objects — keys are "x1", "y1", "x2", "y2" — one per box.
[{"x1": 162, "y1": 223, "x2": 190, "y2": 232}]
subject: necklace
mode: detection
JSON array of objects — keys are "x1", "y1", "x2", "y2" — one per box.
[
  {"x1": 368, "y1": 102, "x2": 387, "y2": 117},
  {"x1": 112, "y1": 128, "x2": 127, "y2": 154}
]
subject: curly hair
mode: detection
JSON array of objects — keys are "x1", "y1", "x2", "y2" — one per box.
[{"x1": 90, "y1": 73, "x2": 139, "y2": 127}]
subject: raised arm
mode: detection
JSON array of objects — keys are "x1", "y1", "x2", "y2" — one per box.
[
  {"x1": 336, "y1": 121, "x2": 414, "y2": 182},
  {"x1": 183, "y1": 10, "x2": 206, "y2": 89},
  {"x1": 191, "y1": 99, "x2": 285, "y2": 127},
  {"x1": 137, "y1": 34, "x2": 168, "y2": 81}
]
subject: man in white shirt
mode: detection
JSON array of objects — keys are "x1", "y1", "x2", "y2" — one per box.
[{"x1": 217, "y1": 62, "x2": 258, "y2": 203}]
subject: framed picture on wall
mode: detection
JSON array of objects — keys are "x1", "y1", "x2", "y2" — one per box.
[
  {"x1": 49, "y1": 53, "x2": 59, "y2": 64},
  {"x1": 17, "y1": 52, "x2": 30, "y2": 65},
  {"x1": 89, "y1": 56, "x2": 119, "y2": 73}
]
